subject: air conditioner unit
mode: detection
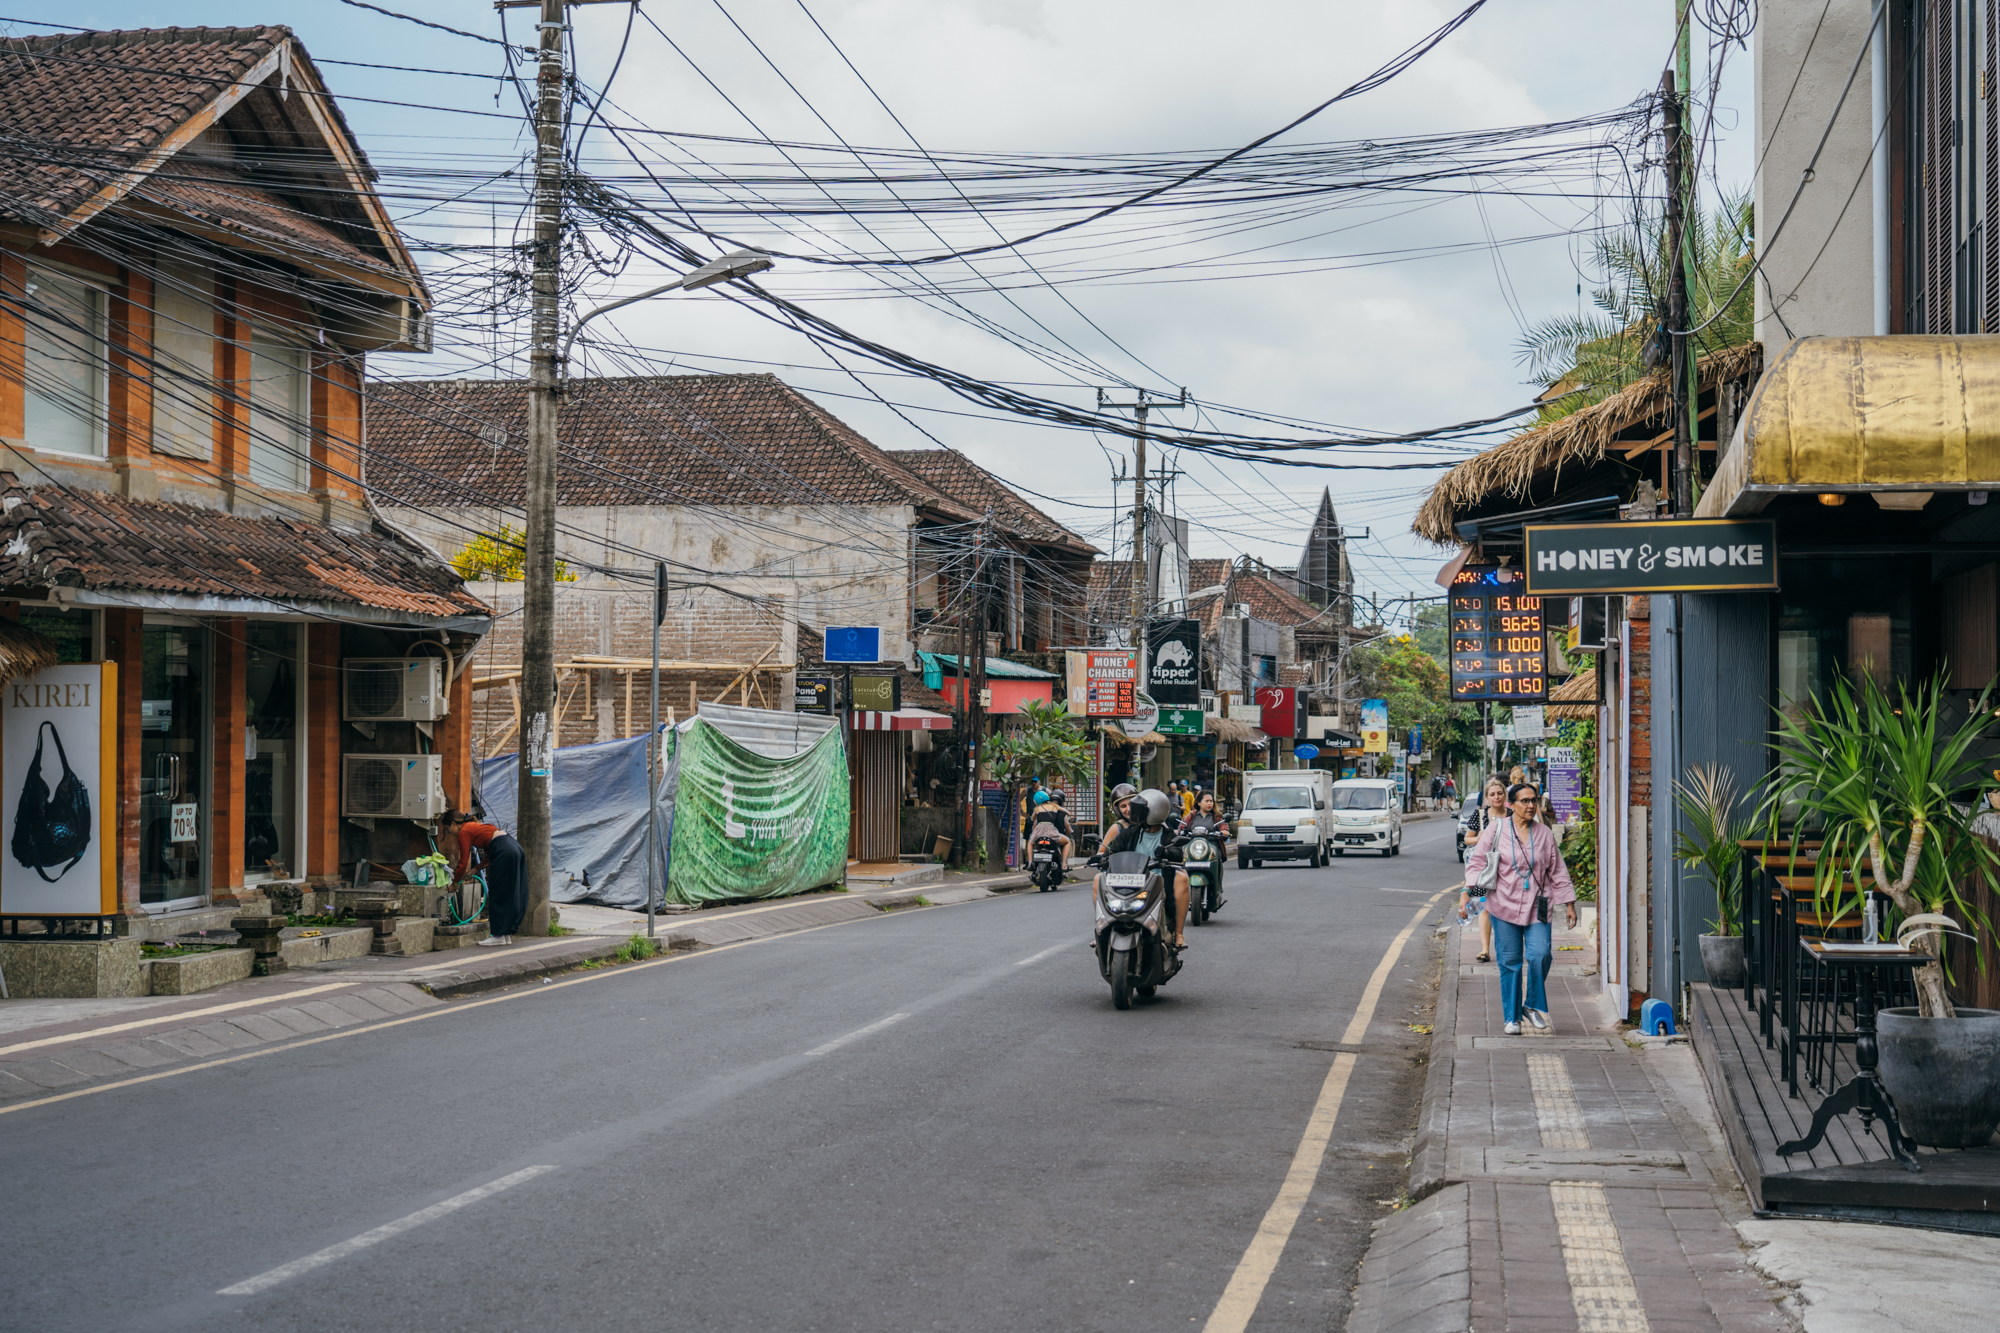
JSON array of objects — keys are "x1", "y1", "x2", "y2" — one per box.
[
  {"x1": 343, "y1": 657, "x2": 447, "y2": 721},
  {"x1": 342, "y1": 754, "x2": 446, "y2": 819}
]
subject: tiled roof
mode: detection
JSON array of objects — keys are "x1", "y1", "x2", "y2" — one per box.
[
  {"x1": 1187, "y1": 558, "x2": 1230, "y2": 592},
  {"x1": 884, "y1": 450, "x2": 1095, "y2": 554},
  {"x1": 1186, "y1": 564, "x2": 1336, "y2": 636},
  {"x1": 139, "y1": 158, "x2": 393, "y2": 277},
  {"x1": 0, "y1": 472, "x2": 484, "y2": 620},
  {"x1": 368, "y1": 374, "x2": 995, "y2": 520}
]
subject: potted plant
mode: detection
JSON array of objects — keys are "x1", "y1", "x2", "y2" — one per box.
[
  {"x1": 1675, "y1": 764, "x2": 1751, "y2": 989},
  {"x1": 1763, "y1": 672, "x2": 2000, "y2": 1148}
]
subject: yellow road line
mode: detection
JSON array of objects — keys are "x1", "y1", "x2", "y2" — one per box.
[{"x1": 1202, "y1": 888, "x2": 1450, "y2": 1333}]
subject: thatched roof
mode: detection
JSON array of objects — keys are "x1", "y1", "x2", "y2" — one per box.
[
  {"x1": 1209, "y1": 715, "x2": 1260, "y2": 744},
  {"x1": 1413, "y1": 342, "x2": 1764, "y2": 545},
  {"x1": 0, "y1": 618, "x2": 60, "y2": 685},
  {"x1": 1545, "y1": 667, "x2": 1598, "y2": 720}
]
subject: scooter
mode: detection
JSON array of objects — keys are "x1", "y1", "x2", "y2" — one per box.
[
  {"x1": 1183, "y1": 832, "x2": 1224, "y2": 925},
  {"x1": 1090, "y1": 841, "x2": 1185, "y2": 1009},
  {"x1": 1029, "y1": 833, "x2": 1066, "y2": 891}
]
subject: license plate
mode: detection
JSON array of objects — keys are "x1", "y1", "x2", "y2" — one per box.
[
  {"x1": 1032, "y1": 853, "x2": 1053, "y2": 862},
  {"x1": 1103, "y1": 873, "x2": 1146, "y2": 889},
  {"x1": 1265, "y1": 834, "x2": 1287, "y2": 842},
  {"x1": 1342, "y1": 836, "x2": 1366, "y2": 843}
]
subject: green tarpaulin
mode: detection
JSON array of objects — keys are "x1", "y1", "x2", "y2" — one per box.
[{"x1": 660, "y1": 707, "x2": 849, "y2": 905}]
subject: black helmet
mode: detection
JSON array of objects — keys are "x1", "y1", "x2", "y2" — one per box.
[
  {"x1": 1137, "y1": 788, "x2": 1173, "y2": 826},
  {"x1": 1110, "y1": 782, "x2": 1139, "y2": 803}
]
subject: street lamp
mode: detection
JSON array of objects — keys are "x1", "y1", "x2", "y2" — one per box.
[{"x1": 516, "y1": 247, "x2": 775, "y2": 938}]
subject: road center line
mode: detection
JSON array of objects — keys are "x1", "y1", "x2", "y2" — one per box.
[
  {"x1": 1013, "y1": 942, "x2": 1070, "y2": 967},
  {"x1": 217, "y1": 1165, "x2": 559, "y2": 1296},
  {"x1": 1202, "y1": 889, "x2": 1449, "y2": 1333},
  {"x1": 799, "y1": 1012, "x2": 908, "y2": 1058}
]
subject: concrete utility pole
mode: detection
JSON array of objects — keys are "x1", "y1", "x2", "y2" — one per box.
[
  {"x1": 1676, "y1": 1, "x2": 1698, "y2": 506},
  {"x1": 518, "y1": 0, "x2": 567, "y2": 939},
  {"x1": 1662, "y1": 67, "x2": 1690, "y2": 518}
]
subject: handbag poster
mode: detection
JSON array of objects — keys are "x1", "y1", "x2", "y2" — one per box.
[{"x1": 1, "y1": 663, "x2": 117, "y2": 916}]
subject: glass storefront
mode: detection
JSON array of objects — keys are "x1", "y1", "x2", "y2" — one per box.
[
  {"x1": 1775, "y1": 557, "x2": 1919, "y2": 716},
  {"x1": 244, "y1": 623, "x2": 302, "y2": 884},
  {"x1": 139, "y1": 624, "x2": 210, "y2": 910}
]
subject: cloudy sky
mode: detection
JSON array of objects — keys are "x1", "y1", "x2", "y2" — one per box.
[{"x1": 37, "y1": 1, "x2": 1750, "y2": 622}]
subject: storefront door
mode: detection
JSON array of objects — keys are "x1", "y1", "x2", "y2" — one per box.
[{"x1": 140, "y1": 624, "x2": 210, "y2": 911}]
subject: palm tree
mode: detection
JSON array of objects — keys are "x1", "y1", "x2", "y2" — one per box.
[{"x1": 1516, "y1": 192, "x2": 1755, "y2": 424}]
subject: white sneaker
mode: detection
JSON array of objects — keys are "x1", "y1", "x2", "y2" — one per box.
[
  {"x1": 1503, "y1": 1021, "x2": 1522, "y2": 1036},
  {"x1": 1527, "y1": 1009, "x2": 1549, "y2": 1030},
  {"x1": 476, "y1": 935, "x2": 505, "y2": 947}
]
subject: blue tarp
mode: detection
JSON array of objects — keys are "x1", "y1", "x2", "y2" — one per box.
[{"x1": 478, "y1": 729, "x2": 663, "y2": 907}]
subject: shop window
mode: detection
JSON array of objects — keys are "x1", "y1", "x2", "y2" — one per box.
[
  {"x1": 244, "y1": 622, "x2": 302, "y2": 884},
  {"x1": 248, "y1": 336, "x2": 309, "y2": 492},
  {"x1": 16, "y1": 607, "x2": 95, "y2": 662},
  {"x1": 151, "y1": 261, "x2": 216, "y2": 461},
  {"x1": 24, "y1": 268, "x2": 108, "y2": 457},
  {"x1": 1777, "y1": 558, "x2": 1915, "y2": 713}
]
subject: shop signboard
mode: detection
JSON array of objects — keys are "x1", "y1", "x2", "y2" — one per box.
[
  {"x1": 1293, "y1": 743, "x2": 1320, "y2": 761},
  {"x1": 1524, "y1": 518, "x2": 1777, "y2": 595},
  {"x1": 1257, "y1": 686, "x2": 1303, "y2": 738},
  {"x1": 1547, "y1": 746, "x2": 1583, "y2": 823},
  {"x1": 794, "y1": 674, "x2": 834, "y2": 715},
  {"x1": 1066, "y1": 648, "x2": 1138, "y2": 717},
  {"x1": 1157, "y1": 706, "x2": 1204, "y2": 737},
  {"x1": 847, "y1": 674, "x2": 900, "y2": 713},
  {"x1": 1115, "y1": 691, "x2": 1160, "y2": 739},
  {"x1": 1448, "y1": 563, "x2": 1548, "y2": 702},
  {"x1": 1408, "y1": 726, "x2": 1422, "y2": 755},
  {"x1": 822, "y1": 625, "x2": 884, "y2": 663},
  {"x1": 1, "y1": 663, "x2": 118, "y2": 917},
  {"x1": 1512, "y1": 705, "x2": 1545, "y2": 740},
  {"x1": 1146, "y1": 619, "x2": 1201, "y2": 706},
  {"x1": 1227, "y1": 703, "x2": 1263, "y2": 723},
  {"x1": 1360, "y1": 698, "x2": 1388, "y2": 754}
]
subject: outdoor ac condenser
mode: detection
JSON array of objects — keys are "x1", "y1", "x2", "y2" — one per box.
[
  {"x1": 343, "y1": 657, "x2": 448, "y2": 721},
  {"x1": 341, "y1": 754, "x2": 446, "y2": 819}
]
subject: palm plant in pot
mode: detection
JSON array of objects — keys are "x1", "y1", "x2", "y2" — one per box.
[
  {"x1": 1675, "y1": 764, "x2": 1751, "y2": 989},
  {"x1": 1763, "y1": 672, "x2": 2000, "y2": 1148}
]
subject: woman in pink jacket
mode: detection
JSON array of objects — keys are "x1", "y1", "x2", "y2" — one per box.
[{"x1": 1462, "y1": 781, "x2": 1579, "y2": 1034}]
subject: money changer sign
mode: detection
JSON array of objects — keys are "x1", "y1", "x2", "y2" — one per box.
[{"x1": 1525, "y1": 518, "x2": 1778, "y2": 596}]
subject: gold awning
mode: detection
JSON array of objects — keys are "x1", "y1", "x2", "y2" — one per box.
[{"x1": 1699, "y1": 336, "x2": 2000, "y2": 516}]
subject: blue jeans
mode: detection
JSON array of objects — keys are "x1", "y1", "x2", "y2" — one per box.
[{"x1": 1492, "y1": 917, "x2": 1552, "y2": 1024}]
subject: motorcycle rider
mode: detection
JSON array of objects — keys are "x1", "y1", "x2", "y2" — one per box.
[
  {"x1": 1026, "y1": 789, "x2": 1072, "y2": 869},
  {"x1": 1096, "y1": 784, "x2": 1191, "y2": 949}
]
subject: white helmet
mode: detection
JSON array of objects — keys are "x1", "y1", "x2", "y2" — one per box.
[{"x1": 1137, "y1": 788, "x2": 1174, "y2": 827}]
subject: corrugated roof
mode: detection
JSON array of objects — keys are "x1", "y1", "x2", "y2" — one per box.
[{"x1": 917, "y1": 651, "x2": 1059, "y2": 680}]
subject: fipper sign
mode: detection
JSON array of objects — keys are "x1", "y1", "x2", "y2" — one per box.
[{"x1": 1447, "y1": 565, "x2": 1548, "y2": 702}]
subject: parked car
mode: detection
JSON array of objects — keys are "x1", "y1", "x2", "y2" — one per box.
[
  {"x1": 1454, "y1": 795, "x2": 1484, "y2": 863},
  {"x1": 1328, "y1": 779, "x2": 1403, "y2": 857}
]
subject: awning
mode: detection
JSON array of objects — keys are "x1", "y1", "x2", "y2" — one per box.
[
  {"x1": 852, "y1": 708, "x2": 953, "y2": 731},
  {"x1": 916, "y1": 651, "x2": 1059, "y2": 680},
  {"x1": 1700, "y1": 336, "x2": 2000, "y2": 517}
]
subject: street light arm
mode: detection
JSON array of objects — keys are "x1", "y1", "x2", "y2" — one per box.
[
  {"x1": 557, "y1": 248, "x2": 774, "y2": 369},
  {"x1": 560, "y1": 276, "x2": 688, "y2": 364}
]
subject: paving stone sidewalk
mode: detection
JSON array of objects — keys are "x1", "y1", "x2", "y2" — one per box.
[{"x1": 1348, "y1": 906, "x2": 1798, "y2": 1333}]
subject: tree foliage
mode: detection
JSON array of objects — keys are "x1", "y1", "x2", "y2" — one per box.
[
  {"x1": 985, "y1": 699, "x2": 1095, "y2": 792},
  {"x1": 1345, "y1": 634, "x2": 1479, "y2": 768},
  {"x1": 452, "y1": 525, "x2": 578, "y2": 582}
]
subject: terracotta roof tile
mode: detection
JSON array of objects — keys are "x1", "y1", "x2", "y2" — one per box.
[
  {"x1": 884, "y1": 450, "x2": 1094, "y2": 553},
  {"x1": 0, "y1": 472, "x2": 484, "y2": 620}
]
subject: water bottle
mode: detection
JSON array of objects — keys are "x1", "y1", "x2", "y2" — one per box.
[{"x1": 1863, "y1": 894, "x2": 1879, "y2": 944}]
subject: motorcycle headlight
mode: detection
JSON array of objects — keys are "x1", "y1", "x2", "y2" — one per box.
[{"x1": 1187, "y1": 838, "x2": 1211, "y2": 860}]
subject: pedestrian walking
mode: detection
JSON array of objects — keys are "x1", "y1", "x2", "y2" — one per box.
[
  {"x1": 445, "y1": 811, "x2": 527, "y2": 946},
  {"x1": 1462, "y1": 781, "x2": 1577, "y2": 1035},
  {"x1": 1429, "y1": 774, "x2": 1444, "y2": 810},
  {"x1": 1458, "y1": 776, "x2": 1506, "y2": 962},
  {"x1": 1444, "y1": 774, "x2": 1457, "y2": 805}
]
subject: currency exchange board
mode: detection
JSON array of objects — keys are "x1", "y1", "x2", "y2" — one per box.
[{"x1": 1448, "y1": 565, "x2": 1548, "y2": 702}]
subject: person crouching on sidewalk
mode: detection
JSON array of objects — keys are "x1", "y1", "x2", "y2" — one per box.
[
  {"x1": 1461, "y1": 781, "x2": 1578, "y2": 1035},
  {"x1": 444, "y1": 811, "x2": 527, "y2": 946}
]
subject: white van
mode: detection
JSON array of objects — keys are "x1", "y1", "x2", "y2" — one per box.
[
  {"x1": 1328, "y1": 778, "x2": 1403, "y2": 857},
  {"x1": 1236, "y1": 769, "x2": 1335, "y2": 869}
]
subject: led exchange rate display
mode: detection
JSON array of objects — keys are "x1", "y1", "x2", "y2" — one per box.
[{"x1": 1448, "y1": 565, "x2": 1548, "y2": 702}]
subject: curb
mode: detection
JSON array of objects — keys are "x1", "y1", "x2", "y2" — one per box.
[
  {"x1": 416, "y1": 935, "x2": 636, "y2": 998},
  {"x1": 1407, "y1": 917, "x2": 1460, "y2": 1202}
]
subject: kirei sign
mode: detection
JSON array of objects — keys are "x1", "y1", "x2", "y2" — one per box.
[
  {"x1": 794, "y1": 675, "x2": 834, "y2": 715},
  {"x1": 1145, "y1": 619, "x2": 1201, "y2": 707},
  {"x1": 1, "y1": 664, "x2": 118, "y2": 916},
  {"x1": 1066, "y1": 648, "x2": 1138, "y2": 718},
  {"x1": 1448, "y1": 564, "x2": 1548, "y2": 702},
  {"x1": 1525, "y1": 518, "x2": 1778, "y2": 595}
]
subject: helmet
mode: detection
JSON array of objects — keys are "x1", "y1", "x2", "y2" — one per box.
[
  {"x1": 1032, "y1": 790, "x2": 1051, "y2": 806},
  {"x1": 1137, "y1": 788, "x2": 1173, "y2": 826},
  {"x1": 1110, "y1": 782, "x2": 1139, "y2": 803}
]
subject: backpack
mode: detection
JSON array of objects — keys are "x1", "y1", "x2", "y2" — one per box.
[{"x1": 11, "y1": 719, "x2": 92, "y2": 881}]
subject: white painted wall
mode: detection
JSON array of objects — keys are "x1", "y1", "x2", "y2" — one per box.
[{"x1": 1754, "y1": 0, "x2": 1881, "y2": 346}]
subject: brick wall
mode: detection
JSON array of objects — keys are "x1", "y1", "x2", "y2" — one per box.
[
  {"x1": 1627, "y1": 597, "x2": 1651, "y2": 808},
  {"x1": 465, "y1": 578, "x2": 793, "y2": 756}
]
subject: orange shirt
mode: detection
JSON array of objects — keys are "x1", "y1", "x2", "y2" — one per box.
[{"x1": 454, "y1": 822, "x2": 501, "y2": 879}]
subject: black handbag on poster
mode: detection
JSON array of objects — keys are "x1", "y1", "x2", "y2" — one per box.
[{"x1": 11, "y1": 720, "x2": 92, "y2": 882}]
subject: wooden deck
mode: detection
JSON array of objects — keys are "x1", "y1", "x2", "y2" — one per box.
[{"x1": 1689, "y1": 982, "x2": 2000, "y2": 1231}]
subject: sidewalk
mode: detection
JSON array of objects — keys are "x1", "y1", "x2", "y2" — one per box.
[
  {"x1": 1349, "y1": 905, "x2": 1795, "y2": 1333},
  {"x1": 0, "y1": 869, "x2": 1043, "y2": 1111}
]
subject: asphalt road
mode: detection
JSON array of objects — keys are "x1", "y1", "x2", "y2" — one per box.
[{"x1": 3, "y1": 817, "x2": 1461, "y2": 1332}]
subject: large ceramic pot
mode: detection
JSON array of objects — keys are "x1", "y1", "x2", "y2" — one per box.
[
  {"x1": 1698, "y1": 934, "x2": 1746, "y2": 990},
  {"x1": 1876, "y1": 1007, "x2": 2000, "y2": 1149}
]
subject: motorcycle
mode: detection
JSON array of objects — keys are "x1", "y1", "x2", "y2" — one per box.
[
  {"x1": 1090, "y1": 839, "x2": 1185, "y2": 1009},
  {"x1": 1182, "y1": 831, "x2": 1224, "y2": 925},
  {"x1": 1029, "y1": 833, "x2": 1066, "y2": 891}
]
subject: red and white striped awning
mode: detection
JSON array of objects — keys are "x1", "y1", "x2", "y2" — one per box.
[{"x1": 852, "y1": 708, "x2": 953, "y2": 731}]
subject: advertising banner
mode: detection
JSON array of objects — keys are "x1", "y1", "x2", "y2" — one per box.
[
  {"x1": 1360, "y1": 698, "x2": 1389, "y2": 754},
  {"x1": 1066, "y1": 648, "x2": 1138, "y2": 717},
  {"x1": 1525, "y1": 518, "x2": 1777, "y2": 595},
  {"x1": 793, "y1": 675, "x2": 833, "y2": 715},
  {"x1": 822, "y1": 626, "x2": 884, "y2": 663},
  {"x1": 1157, "y1": 705, "x2": 1204, "y2": 737},
  {"x1": 1145, "y1": 618, "x2": 1201, "y2": 706},
  {"x1": 847, "y1": 673, "x2": 900, "y2": 713},
  {"x1": 1547, "y1": 745, "x2": 1583, "y2": 823},
  {"x1": 1, "y1": 663, "x2": 118, "y2": 916},
  {"x1": 1257, "y1": 686, "x2": 1301, "y2": 738}
]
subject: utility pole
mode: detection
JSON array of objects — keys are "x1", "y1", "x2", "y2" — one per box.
[
  {"x1": 517, "y1": 0, "x2": 567, "y2": 939},
  {"x1": 1663, "y1": 67, "x2": 1693, "y2": 515},
  {"x1": 647, "y1": 560, "x2": 665, "y2": 936},
  {"x1": 1676, "y1": 1, "x2": 1698, "y2": 509}
]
